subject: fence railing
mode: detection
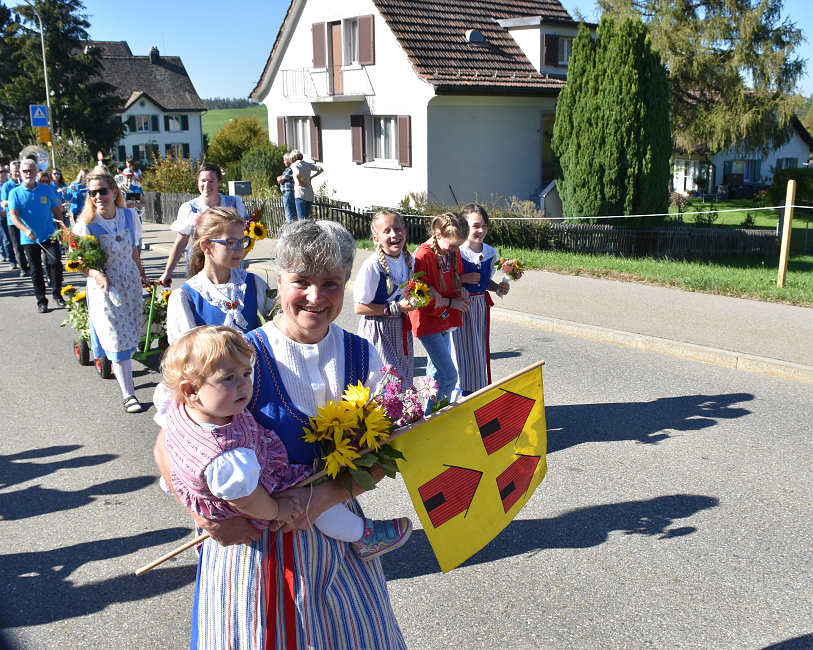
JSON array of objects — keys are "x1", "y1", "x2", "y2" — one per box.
[{"x1": 142, "y1": 192, "x2": 778, "y2": 258}]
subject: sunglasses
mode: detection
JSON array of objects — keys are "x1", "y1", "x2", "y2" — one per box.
[
  {"x1": 88, "y1": 188, "x2": 113, "y2": 197},
  {"x1": 207, "y1": 237, "x2": 252, "y2": 250}
]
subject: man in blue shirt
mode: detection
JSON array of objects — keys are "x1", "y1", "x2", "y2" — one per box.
[
  {"x1": 1, "y1": 161, "x2": 29, "y2": 275},
  {"x1": 276, "y1": 152, "x2": 296, "y2": 223},
  {"x1": 8, "y1": 159, "x2": 64, "y2": 313}
]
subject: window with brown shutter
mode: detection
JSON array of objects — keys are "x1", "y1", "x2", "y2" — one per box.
[
  {"x1": 313, "y1": 22, "x2": 327, "y2": 67},
  {"x1": 351, "y1": 115, "x2": 365, "y2": 163},
  {"x1": 543, "y1": 33, "x2": 559, "y2": 67},
  {"x1": 397, "y1": 115, "x2": 411, "y2": 167},
  {"x1": 358, "y1": 15, "x2": 374, "y2": 65},
  {"x1": 277, "y1": 117, "x2": 287, "y2": 147},
  {"x1": 310, "y1": 116, "x2": 322, "y2": 162}
]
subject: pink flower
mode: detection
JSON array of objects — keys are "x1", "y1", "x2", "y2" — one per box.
[{"x1": 414, "y1": 376, "x2": 438, "y2": 400}]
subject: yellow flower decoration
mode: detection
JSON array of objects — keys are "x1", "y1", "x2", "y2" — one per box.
[
  {"x1": 161, "y1": 290, "x2": 172, "y2": 305},
  {"x1": 342, "y1": 381, "x2": 370, "y2": 409},
  {"x1": 247, "y1": 222, "x2": 267, "y2": 240},
  {"x1": 312, "y1": 400, "x2": 358, "y2": 439},
  {"x1": 84, "y1": 235, "x2": 97, "y2": 243},
  {"x1": 65, "y1": 259, "x2": 82, "y2": 273},
  {"x1": 243, "y1": 238, "x2": 255, "y2": 254},
  {"x1": 61, "y1": 285, "x2": 74, "y2": 296},
  {"x1": 324, "y1": 430, "x2": 361, "y2": 477},
  {"x1": 72, "y1": 290, "x2": 86, "y2": 303},
  {"x1": 414, "y1": 281, "x2": 431, "y2": 303},
  {"x1": 359, "y1": 406, "x2": 391, "y2": 450}
]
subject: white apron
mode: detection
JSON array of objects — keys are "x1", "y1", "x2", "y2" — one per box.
[{"x1": 87, "y1": 212, "x2": 142, "y2": 356}]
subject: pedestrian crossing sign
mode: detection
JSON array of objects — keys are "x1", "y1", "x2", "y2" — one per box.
[{"x1": 30, "y1": 105, "x2": 49, "y2": 127}]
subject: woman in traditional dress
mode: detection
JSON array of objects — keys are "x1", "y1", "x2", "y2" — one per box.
[
  {"x1": 158, "y1": 162, "x2": 248, "y2": 287},
  {"x1": 154, "y1": 219, "x2": 406, "y2": 649},
  {"x1": 73, "y1": 171, "x2": 152, "y2": 412}
]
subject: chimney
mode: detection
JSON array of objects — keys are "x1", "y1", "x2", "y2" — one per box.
[{"x1": 149, "y1": 46, "x2": 159, "y2": 64}]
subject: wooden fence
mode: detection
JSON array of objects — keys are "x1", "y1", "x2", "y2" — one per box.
[{"x1": 142, "y1": 192, "x2": 777, "y2": 258}]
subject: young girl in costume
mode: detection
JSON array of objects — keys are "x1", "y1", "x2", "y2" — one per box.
[
  {"x1": 161, "y1": 325, "x2": 412, "y2": 560},
  {"x1": 451, "y1": 204, "x2": 510, "y2": 397},
  {"x1": 408, "y1": 212, "x2": 470, "y2": 414},
  {"x1": 354, "y1": 210, "x2": 419, "y2": 384},
  {"x1": 165, "y1": 207, "x2": 269, "y2": 344}
]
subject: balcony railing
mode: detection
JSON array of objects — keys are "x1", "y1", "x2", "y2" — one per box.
[{"x1": 281, "y1": 65, "x2": 374, "y2": 101}]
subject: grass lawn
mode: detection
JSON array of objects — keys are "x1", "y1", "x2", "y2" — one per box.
[
  {"x1": 356, "y1": 239, "x2": 813, "y2": 307},
  {"x1": 201, "y1": 105, "x2": 269, "y2": 137}
]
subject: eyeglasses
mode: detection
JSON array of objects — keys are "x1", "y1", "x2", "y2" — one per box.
[
  {"x1": 208, "y1": 237, "x2": 252, "y2": 250},
  {"x1": 21, "y1": 169, "x2": 37, "y2": 174},
  {"x1": 88, "y1": 188, "x2": 111, "y2": 197}
]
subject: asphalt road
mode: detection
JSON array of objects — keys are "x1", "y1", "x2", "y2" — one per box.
[{"x1": 1, "y1": 248, "x2": 811, "y2": 650}]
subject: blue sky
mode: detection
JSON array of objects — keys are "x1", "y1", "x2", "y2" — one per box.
[{"x1": 6, "y1": 0, "x2": 813, "y2": 98}]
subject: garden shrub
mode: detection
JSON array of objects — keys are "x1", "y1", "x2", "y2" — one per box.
[
  {"x1": 240, "y1": 141, "x2": 287, "y2": 195},
  {"x1": 768, "y1": 167, "x2": 813, "y2": 205},
  {"x1": 141, "y1": 154, "x2": 200, "y2": 193}
]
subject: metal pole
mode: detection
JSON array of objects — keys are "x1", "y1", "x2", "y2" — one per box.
[{"x1": 29, "y1": 4, "x2": 56, "y2": 168}]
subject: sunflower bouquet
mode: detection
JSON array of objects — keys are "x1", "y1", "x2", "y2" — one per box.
[
  {"x1": 495, "y1": 256, "x2": 526, "y2": 298},
  {"x1": 59, "y1": 285, "x2": 89, "y2": 340},
  {"x1": 142, "y1": 283, "x2": 171, "y2": 336},
  {"x1": 399, "y1": 271, "x2": 432, "y2": 308},
  {"x1": 52, "y1": 225, "x2": 107, "y2": 276},
  {"x1": 244, "y1": 209, "x2": 268, "y2": 255},
  {"x1": 301, "y1": 365, "x2": 438, "y2": 494}
]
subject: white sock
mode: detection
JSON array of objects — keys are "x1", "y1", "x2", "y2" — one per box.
[
  {"x1": 112, "y1": 358, "x2": 136, "y2": 398},
  {"x1": 314, "y1": 504, "x2": 366, "y2": 542}
]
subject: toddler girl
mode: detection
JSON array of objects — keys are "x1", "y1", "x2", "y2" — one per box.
[
  {"x1": 161, "y1": 325, "x2": 412, "y2": 560},
  {"x1": 408, "y1": 212, "x2": 470, "y2": 414},
  {"x1": 452, "y1": 204, "x2": 510, "y2": 397},
  {"x1": 354, "y1": 210, "x2": 418, "y2": 384}
]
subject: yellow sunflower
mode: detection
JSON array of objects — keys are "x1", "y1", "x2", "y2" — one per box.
[
  {"x1": 359, "y1": 406, "x2": 391, "y2": 450},
  {"x1": 61, "y1": 285, "x2": 74, "y2": 296},
  {"x1": 247, "y1": 221, "x2": 267, "y2": 240},
  {"x1": 65, "y1": 259, "x2": 82, "y2": 273},
  {"x1": 323, "y1": 430, "x2": 361, "y2": 477},
  {"x1": 342, "y1": 381, "x2": 370, "y2": 409},
  {"x1": 243, "y1": 237, "x2": 255, "y2": 254},
  {"x1": 72, "y1": 290, "x2": 86, "y2": 303},
  {"x1": 161, "y1": 290, "x2": 172, "y2": 305},
  {"x1": 313, "y1": 400, "x2": 358, "y2": 438},
  {"x1": 413, "y1": 281, "x2": 431, "y2": 304}
]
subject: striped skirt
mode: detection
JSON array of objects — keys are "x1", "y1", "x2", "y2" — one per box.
[
  {"x1": 191, "y1": 500, "x2": 406, "y2": 650},
  {"x1": 358, "y1": 314, "x2": 414, "y2": 385},
  {"x1": 451, "y1": 293, "x2": 491, "y2": 395}
]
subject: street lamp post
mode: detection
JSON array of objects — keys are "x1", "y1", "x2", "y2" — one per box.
[{"x1": 26, "y1": 2, "x2": 56, "y2": 168}]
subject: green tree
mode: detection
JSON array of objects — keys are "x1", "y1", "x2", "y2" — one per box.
[
  {"x1": 240, "y1": 140, "x2": 287, "y2": 195},
  {"x1": 599, "y1": 0, "x2": 806, "y2": 156},
  {"x1": 552, "y1": 18, "x2": 671, "y2": 221},
  {"x1": 1, "y1": 0, "x2": 124, "y2": 158},
  {"x1": 797, "y1": 95, "x2": 813, "y2": 134},
  {"x1": 206, "y1": 116, "x2": 267, "y2": 171}
]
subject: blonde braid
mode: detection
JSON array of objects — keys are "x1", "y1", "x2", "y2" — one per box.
[
  {"x1": 376, "y1": 244, "x2": 395, "y2": 295},
  {"x1": 431, "y1": 233, "x2": 447, "y2": 292}
]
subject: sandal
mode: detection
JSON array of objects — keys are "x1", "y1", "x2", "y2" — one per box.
[{"x1": 123, "y1": 395, "x2": 145, "y2": 413}]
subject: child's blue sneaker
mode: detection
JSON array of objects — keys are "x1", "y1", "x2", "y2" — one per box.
[{"x1": 351, "y1": 517, "x2": 412, "y2": 561}]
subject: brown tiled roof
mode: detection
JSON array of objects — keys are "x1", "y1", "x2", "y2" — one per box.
[
  {"x1": 374, "y1": 0, "x2": 573, "y2": 93},
  {"x1": 252, "y1": 0, "x2": 575, "y2": 98},
  {"x1": 82, "y1": 41, "x2": 132, "y2": 57}
]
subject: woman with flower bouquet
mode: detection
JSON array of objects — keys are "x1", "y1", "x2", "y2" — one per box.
[
  {"x1": 71, "y1": 171, "x2": 152, "y2": 413},
  {"x1": 153, "y1": 220, "x2": 409, "y2": 649}
]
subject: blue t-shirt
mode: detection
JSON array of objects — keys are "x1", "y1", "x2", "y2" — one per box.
[
  {"x1": 8, "y1": 183, "x2": 60, "y2": 244},
  {"x1": 2, "y1": 179, "x2": 21, "y2": 225}
]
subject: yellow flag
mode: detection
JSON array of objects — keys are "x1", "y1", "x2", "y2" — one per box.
[{"x1": 390, "y1": 361, "x2": 546, "y2": 573}]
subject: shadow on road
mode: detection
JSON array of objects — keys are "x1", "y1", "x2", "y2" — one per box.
[
  {"x1": 0, "y1": 528, "x2": 195, "y2": 628},
  {"x1": 0, "y1": 445, "x2": 117, "y2": 490},
  {"x1": 761, "y1": 634, "x2": 813, "y2": 649},
  {"x1": 383, "y1": 494, "x2": 719, "y2": 579},
  {"x1": 545, "y1": 392, "x2": 754, "y2": 453},
  {"x1": 0, "y1": 476, "x2": 156, "y2": 520}
]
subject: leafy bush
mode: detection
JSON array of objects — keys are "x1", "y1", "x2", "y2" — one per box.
[
  {"x1": 669, "y1": 191, "x2": 691, "y2": 212},
  {"x1": 767, "y1": 167, "x2": 813, "y2": 206},
  {"x1": 740, "y1": 212, "x2": 756, "y2": 227},
  {"x1": 240, "y1": 140, "x2": 286, "y2": 194},
  {"x1": 141, "y1": 154, "x2": 200, "y2": 194},
  {"x1": 691, "y1": 205, "x2": 719, "y2": 226},
  {"x1": 207, "y1": 116, "x2": 267, "y2": 171}
]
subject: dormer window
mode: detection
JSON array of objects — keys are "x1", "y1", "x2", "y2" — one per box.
[{"x1": 465, "y1": 29, "x2": 486, "y2": 45}]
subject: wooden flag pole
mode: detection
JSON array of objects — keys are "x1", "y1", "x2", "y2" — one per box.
[
  {"x1": 777, "y1": 179, "x2": 796, "y2": 288},
  {"x1": 135, "y1": 359, "x2": 546, "y2": 576}
]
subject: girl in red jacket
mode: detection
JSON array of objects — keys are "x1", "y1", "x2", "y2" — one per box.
[{"x1": 408, "y1": 212, "x2": 470, "y2": 414}]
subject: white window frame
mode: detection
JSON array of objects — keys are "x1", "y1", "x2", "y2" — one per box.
[
  {"x1": 777, "y1": 157, "x2": 797, "y2": 170},
  {"x1": 166, "y1": 115, "x2": 183, "y2": 132},
  {"x1": 343, "y1": 18, "x2": 359, "y2": 65},
  {"x1": 372, "y1": 116, "x2": 397, "y2": 162},
  {"x1": 558, "y1": 37, "x2": 574, "y2": 66},
  {"x1": 288, "y1": 117, "x2": 311, "y2": 158},
  {"x1": 166, "y1": 143, "x2": 183, "y2": 158},
  {"x1": 135, "y1": 115, "x2": 153, "y2": 132}
]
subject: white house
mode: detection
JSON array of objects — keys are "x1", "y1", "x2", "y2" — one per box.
[
  {"x1": 87, "y1": 42, "x2": 206, "y2": 166},
  {"x1": 251, "y1": 0, "x2": 588, "y2": 208},
  {"x1": 672, "y1": 116, "x2": 813, "y2": 197}
]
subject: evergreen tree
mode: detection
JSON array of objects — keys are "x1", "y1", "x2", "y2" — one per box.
[
  {"x1": 1, "y1": 0, "x2": 124, "y2": 159},
  {"x1": 552, "y1": 18, "x2": 671, "y2": 222},
  {"x1": 599, "y1": 0, "x2": 805, "y2": 156}
]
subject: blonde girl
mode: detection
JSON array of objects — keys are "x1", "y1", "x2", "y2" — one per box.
[
  {"x1": 73, "y1": 171, "x2": 151, "y2": 413},
  {"x1": 451, "y1": 204, "x2": 510, "y2": 397},
  {"x1": 407, "y1": 212, "x2": 470, "y2": 414},
  {"x1": 353, "y1": 210, "x2": 419, "y2": 383},
  {"x1": 161, "y1": 325, "x2": 412, "y2": 562},
  {"x1": 165, "y1": 207, "x2": 269, "y2": 343}
]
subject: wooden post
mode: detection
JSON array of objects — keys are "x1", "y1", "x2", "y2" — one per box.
[{"x1": 777, "y1": 180, "x2": 796, "y2": 288}]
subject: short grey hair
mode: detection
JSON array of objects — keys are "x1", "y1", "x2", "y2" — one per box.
[{"x1": 273, "y1": 219, "x2": 356, "y2": 282}]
